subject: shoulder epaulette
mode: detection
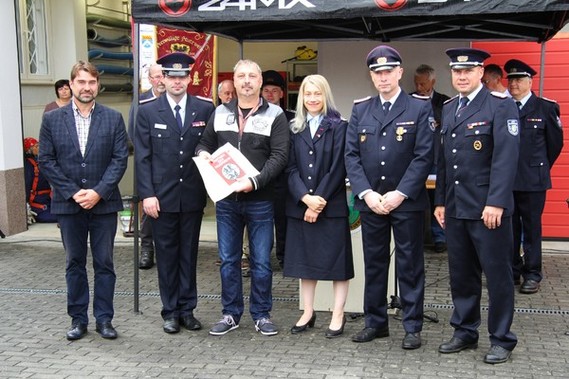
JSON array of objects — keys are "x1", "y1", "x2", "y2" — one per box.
[
  {"x1": 196, "y1": 95, "x2": 213, "y2": 103},
  {"x1": 353, "y1": 96, "x2": 372, "y2": 104},
  {"x1": 139, "y1": 96, "x2": 157, "y2": 105},
  {"x1": 411, "y1": 93, "x2": 430, "y2": 101},
  {"x1": 542, "y1": 96, "x2": 557, "y2": 103},
  {"x1": 443, "y1": 95, "x2": 458, "y2": 105},
  {"x1": 490, "y1": 91, "x2": 508, "y2": 99}
]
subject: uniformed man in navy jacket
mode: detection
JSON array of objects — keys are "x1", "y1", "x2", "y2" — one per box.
[
  {"x1": 345, "y1": 45, "x2": 434, "y2": 350},
  {"x1": 504, "y1": 59, "x2": 564, "y2": 294},
  {"x1": 135, "y1": 52, "x2": 215, "y2": 334},
  {"x1": 434, "y1": 48, "x2": 520, "y2": 364}
]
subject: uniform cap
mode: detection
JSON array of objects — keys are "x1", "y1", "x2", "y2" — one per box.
[
  {"x1": 504, "y1": 59, "x2": 537, "y2": 78},
  {"x1": 366, "y1": 45, "x2": 402, "y2": 72},
  {"x1": 24, "y1": 137, "x2": 38, "y2": 151},
  {"x1": 446, "y1": 48, "x2": 490, "y2": 69},
  {"x1": 262, "y1": 70, "x2": 285, "y2": 89},
  {"x1": 156, "y1": 52, "x2": 195, "y2": 77}
]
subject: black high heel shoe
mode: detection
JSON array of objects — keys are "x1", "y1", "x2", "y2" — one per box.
[
  {"x1": 325, "y1": 316, "x2": 346, "y2": 338},
  {"x1": 290, "y1": 312, "x2": 316, "y2": 334}
]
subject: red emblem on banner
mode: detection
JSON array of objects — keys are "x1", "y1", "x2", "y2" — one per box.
[
  {"x1": 374, "y1": 0, "x2": 407, "y2": 11},
  {"x1": 159, "y1": 0, "x2": 192, "y2": 17}
]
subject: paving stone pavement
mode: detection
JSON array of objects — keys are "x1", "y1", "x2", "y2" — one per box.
[{"x1": 0, "y1": 223, "x2": 568, "y2": 378}]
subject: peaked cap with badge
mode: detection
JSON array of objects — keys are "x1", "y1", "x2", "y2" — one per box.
[
  {"x1": 156, "y1": 52, "x2": 195, "y2": 77},
  {"x1": 262, "y1": 70, "x2": 285, "y2": 89},
  {"x1": 366, "y1": 45, "x2": 402, "y2": 72},
  {"x1": 504, "y1": 59, "x2": 537, "y2": 78},
  {"x1": 445, "y1": 48, "x2": 490, "y2": 69}
]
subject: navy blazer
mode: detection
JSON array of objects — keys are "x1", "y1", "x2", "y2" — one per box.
[
  {"x1": 513, "y1": 93, "x2": 563, "y2": 191},
  {"x1": 345, "y1": 91, "x2": 434, "y2": 213},
  {"x1": 435, "y1": 87, "x2": 520, "y2": 219},
  {"x1": 38, "y1": 102, "x2": 129, "y2": 214},
  {"x1": 135, "y1": 94, "x2": 215, "y2": 213},
  {"x1": 286, "y1": 112, "x2": 349, "y2": 219}
]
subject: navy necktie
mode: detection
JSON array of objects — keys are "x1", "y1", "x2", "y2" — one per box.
[
  {"x1": 516, "y1": 101, "x2": 522, "y2": 110},
  {"x1": 383, "y1": 101, "x2": 391, "y2": 115},
  {"x1": 456, "y1": 97, "x2": 469, "y2": 116},
  {"x1": 174, "y1": 104, "x2": 183, "y2": 129}
]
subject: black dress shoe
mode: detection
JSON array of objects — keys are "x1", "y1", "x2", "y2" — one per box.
[
  {"x1": 138, "y1": 250, "x2": 155, "y2": 269},
  {"x1": 180, "y1": 315, "x2": 202, "y2": 331},
  {"x1": 163, "y1": 318, "x2": 180, "y2": 334},
  {"x1": 402, "y1": 332, "x2": 421, "y2": 349},
  {"x1": 434, "y1": 242, "x2": 447, "y2": 253},
  {"x1": 520, "y1": 279, "x2": 540, "y2": 294},
  {"x1": 96, "y1": 322, "x2": 118, "y2": 339},
  {"x1": 483, "y1": 345, "x2": 512, "y2": 364},
  {"x1": 291, "y1": 312, "x2": 316, "y2": 334},
  {"x1": 438, "y1": 336, "x2": 478, "y2": 353},
  {"x1": 325, "y1": 316, "x2": 346, "y2": 338},
  {"x1": 66, "y1": 323, "x2": 88, "y2": 341},
  {"x1": 351, "y1": 327, "x2": 389, "y2": 343}
]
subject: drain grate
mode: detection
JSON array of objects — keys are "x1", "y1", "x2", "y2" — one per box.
[{"x1": 1, "y1": 287, "x2": 568, "y2": 314}]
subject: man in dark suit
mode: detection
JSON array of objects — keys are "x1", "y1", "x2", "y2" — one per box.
[
  {"x1": 128, "y1": 63, "x2": 166, "y2": 269},
  {"x1": 413, "y1": 64, "x2": 450, "y2": 253},
  {"x1": 504, "y1": 59, "x2": 564, "y2": 294},
  {"x1": 435, "y1": 48, "x2": 520, "y2": 364},
  {"x1": 135, "y1": 52, "x2": 215, "y2": 334},
  {"x1": 39, "y1": 60, "x2": 129, "y2": 341},
  {"x1": 345, "y1": 45, "x2": 434, "y2": 349}
]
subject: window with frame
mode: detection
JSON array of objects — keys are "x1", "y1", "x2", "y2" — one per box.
[{"x1": 17, "y1": 0, "x2": 50, "y2": 81}]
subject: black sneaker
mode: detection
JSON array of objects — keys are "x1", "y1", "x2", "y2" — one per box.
[
  {"x1": 254, "y1": 317, "x2": 278, "y2": 336},
  {"x1": 209, "y1": 315, "x2": 239, "y2": 336}
]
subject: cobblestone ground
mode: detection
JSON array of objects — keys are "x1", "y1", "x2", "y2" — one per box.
[{"x1": 0, "y1": 224, "x2": 568, "y2": 378}]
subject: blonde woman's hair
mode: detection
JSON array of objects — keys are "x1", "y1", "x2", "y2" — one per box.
[{"x1": 292, "y1": 74, "x2": 338, "y2": 134}]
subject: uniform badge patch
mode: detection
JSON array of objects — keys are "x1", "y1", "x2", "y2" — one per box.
[
  {"x1": 507, "y1": 119, "x2": 519, "y2": 136},
  {"x1": 428, "y1": 116, "x2": 436, "y2": 132},
  {"x1": 473, "y1": 140, "x2": 482, "y2": 151}
]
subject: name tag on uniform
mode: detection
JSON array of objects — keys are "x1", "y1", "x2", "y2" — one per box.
[{"x1": 154, "y1": 123, "x2": 167, "y2": 130}]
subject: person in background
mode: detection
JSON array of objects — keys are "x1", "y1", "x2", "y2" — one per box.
[
  {"x1": 481, "y1": 64, "x2": 509, "y2": 96},
  {"x1": 413, "y1": 64, "x2": 450, "y2": 253},
  {"x1": 39, "y1": 61, "x2": 129, "y2": 341},
  {"x1": 345, "y1": 45, "x2": 434, "y2": 349},
  {"x1": 135, "y1": 52, "x2": 215, "y2": 334},
  {"x1": 261, "y1": 69, "x2": 295, "y2": 269},
  {"x1": 217, "y1": 79, "x2": 236, "y2": 104},
  {"x1": 23, "y1": 137, "x2": 57, "y2": 223},
  {"x1": 284, "y1": 74, "x2": 354, "y2": 338},
  {"x1": 435, "y1": 48, "x2": 519, "y2": 364},
  {"x1": 196, "y1": 59, "x2": 289, "y2": 337},
  {"x1": 504, "y1": 58, "x2": 564, "y2": 294},
  {"x1": 43, "y1": 79, "x2": 72, "y2": 114},
  {"x1": 128, "y1": 63, "x2": 166, "y2": 270}
]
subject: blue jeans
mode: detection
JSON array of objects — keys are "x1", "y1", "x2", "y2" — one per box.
[{"x1": 216, "y1": 199, "x2": 274, "y2": 322}]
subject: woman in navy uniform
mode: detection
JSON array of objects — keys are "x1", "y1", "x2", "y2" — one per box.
[
  {"x1": 345, "y1": 45, "x2": 434, "y2": 349},
  {"x1": 284, "y1": 74, "x2": 354, "y2": 338},
  {"x1": 434, "y1": 48, "x2": 520, "y2": 364},
  {"x1": 504, "y1": 59, "x2": 564, "y2": 294}
]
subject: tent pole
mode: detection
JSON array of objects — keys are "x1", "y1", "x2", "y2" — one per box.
[
  {"x1": 132, "y1": 21, "x2": 141, "y2": 314},
  {"x1": 539, "y1": 41, "x2": 546, "y2": 97}
]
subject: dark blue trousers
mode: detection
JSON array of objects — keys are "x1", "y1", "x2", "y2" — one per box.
[
  {"x1": 59, "y1": 211, "x2": 117, "y2": 325},
  {"x1": 446, "y1": 216, "x2": 518, "y2": 350},
  {"x1": 360, "y1": 210, "x2": 425, "y2": 333},
  {"x1": 151, "y1": 211, "x2": 203, "y2": 320}
]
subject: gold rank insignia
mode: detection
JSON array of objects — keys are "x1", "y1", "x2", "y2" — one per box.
[
  {"x1": 473, "y1": 140, "x2": 482, "y2": 150},
  {"x1": 395, "y1": 126, "x2": 407, "y2": 141},
  {"x1": 360, "y1": 134, "x2": 367, "y2": 143},
  {"x1": 457, "y1": 55, "x2": 468, "y2": 62}
]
